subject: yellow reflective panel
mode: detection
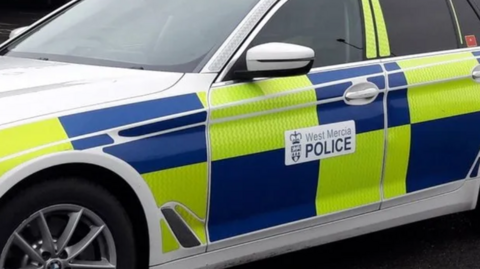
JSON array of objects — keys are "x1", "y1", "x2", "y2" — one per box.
[
  {"x1": 143, "y1": 162, "x2": 208, "y2": 219},
  {"x1": 408, "y1": 78, "x2": 480, "y2": 124},
  {"x1": 316, "y1": 130, "x2": 383, "y2": 215},
  {"x1": 398, "y1": 52, "x2": 477, "y2": 84},
  {"x1": 211, "y1": 76, "x2": 315, "y2": 119},
  {"x1": 0, "y1": 118, "x2": 70, "y2": 159},
  {"x1": 383, "y1": 125, "x2": 411, "y2": 199},
  {"x1": 362, "y1": 0, "x2": 377, "y2": 59},
  {"x1": 160, "y1": 219, "x2": 180, "y2": 253},
  {"x1": 196, "y1": 92, "x2": 208, "y2": 108},
  {"x1": 0, "y1": 143, "x2": 73, "y2": 177},
  {"x1": 210, "y1": 76, "x2": 318, "y2": 161},
  {"x1": 175, "y1": 205, "x2": 206, "y2": 244},
  {"x1": 371, "y1": 0, "x2": 390, "y2": 57},
  {"x1": 210, "y1": 106, "x2": 318, "y2": 161}
]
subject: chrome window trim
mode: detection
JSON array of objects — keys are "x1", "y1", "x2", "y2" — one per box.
[
  {"x1": 379, "y1": 46, "x2": 480, "y2": 63},
  {"x1": 200, "y1": 0, "x2": 278, "y2": 73}
]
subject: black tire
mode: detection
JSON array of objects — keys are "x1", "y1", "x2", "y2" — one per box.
[{"x1": 0, "y1": 177, "x2": 136, "y2": 269}]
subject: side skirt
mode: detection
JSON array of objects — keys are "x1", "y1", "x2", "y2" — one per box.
[{"x1": 152, "y1": 179, "x2": 480, "y2": 269}]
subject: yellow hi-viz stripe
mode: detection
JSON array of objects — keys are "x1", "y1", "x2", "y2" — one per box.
[
  {"x1": 362, "y1": 0, "x2": 378, "y2": 59},
  {"x1": 370, "y1": 0, "x2": 390, "y2": 57}
]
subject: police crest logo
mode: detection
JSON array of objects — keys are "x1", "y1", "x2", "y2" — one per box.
[
  {"x1": 290, "y1": 131, "x2": 302, "y2": 163},
  {"x1": 284, "y1": 121, "x2": 356, "y2": 166}
]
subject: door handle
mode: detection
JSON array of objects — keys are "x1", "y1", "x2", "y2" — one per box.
[
  {"x1": 472, "y1": 65, "x2": 480, "y2": 83},
  {"x1": 344, "y1": 82, "x2": 380, "y2": 106},
  {"x1": 473, "y1": 71, "x2": 480, "y2": 82}
]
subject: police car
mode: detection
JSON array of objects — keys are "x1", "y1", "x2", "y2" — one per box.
[{"x1": 1, "y1": 0, "x2": 480, "y2": 268}]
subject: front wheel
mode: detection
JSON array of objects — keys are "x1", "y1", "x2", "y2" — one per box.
[{"x1": 0, "y1": 177, "x2": 136, "y2": 269}]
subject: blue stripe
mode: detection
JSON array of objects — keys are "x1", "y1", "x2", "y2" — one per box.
[
  {"x1": 71, "y1": 134, "x2": 114, "y2": 150},
  {"x1": 316, "y1": 94, "x2": 384, "y2": 134},
  {"x1": 308, "y1": 65, "x2": 383, "y2": 85},
  {"x1": 367, "y1": 75, "x2": 386, "y2": 89},
  {"x1": 314, "y1": 82, "x2": 352, "y2": 100},
  {"x1": 470, "y1": 158, "x2": 480, "y2": 178},
  {"x1": 119, "y1": 112, "x2": 207, "y2": 137},
  {"x1": 208, "y1": 149, "x2": 318, "y2": 242},
  {"x1": 384, "y1": 62, "x2": 401, "y2": 71},
  {"x1": 60, "y1": 94, "x2": 204, "y2": 138},
  {"x1": 387, "y1": 89, "x2": 411, "y2": 128},
  {"x1": 103, "y1": 126, "x2": 206, "y2": 174},
  {"x1": 407, "y1": 112, "x2": 480, "y2": 192},
  {"x1": 473, "y1": 51, "x2": 480, "y2": 64},
  {"x1": 389, "y1": 72, "x2": 408, "y2": 88}
]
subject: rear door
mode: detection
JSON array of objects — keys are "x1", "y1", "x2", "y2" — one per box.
[
  {"x1": 380, "y1": 0, "x2": 480, "y2": 207},
  {"x1": 206, "y1": 0, "x2": 387, "y2": 249}
]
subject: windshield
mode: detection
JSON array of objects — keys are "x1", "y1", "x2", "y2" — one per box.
[{"x1": 0, "y1": 0, "x2": 259, "y2": 73}]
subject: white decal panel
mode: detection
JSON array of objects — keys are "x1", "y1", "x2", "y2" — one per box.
[{"x1": 285, "y1": 121, "x2": 356, "y2": 166}]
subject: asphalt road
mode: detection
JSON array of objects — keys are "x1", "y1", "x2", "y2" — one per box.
[
  {"x1": 2, "y1": 8, "x2": 480, "y2": 269},
  {"x1": 235, "y1": 213, "x2": 480, "y2": 269}
]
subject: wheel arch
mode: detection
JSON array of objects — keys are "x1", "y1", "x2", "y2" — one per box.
[{"x1": 0, "y1": 151, "x2": 163, "y2": 267}]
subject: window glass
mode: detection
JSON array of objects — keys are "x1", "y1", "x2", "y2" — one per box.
[
  {"x1": 452, "y1": 0, "x2": 480, "y2": 48},
  {"x1": 227, "y1": 0, "x2": 364, "y2": 79},
  {"x1": 1, "y1": 0, "x2": 259, "y2": 73},
  {"x1": 380, "y1": 0, "x2": 458, "y2": 56},
  {"x1": 471, "y1": 0, "x2": 480, "y2": 11}
]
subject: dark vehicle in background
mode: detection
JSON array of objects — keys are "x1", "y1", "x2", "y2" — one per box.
[{"x1": 0, "y1": 0, "x2": 67, "y2": 8}]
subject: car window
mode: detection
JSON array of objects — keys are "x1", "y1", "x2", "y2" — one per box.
[
  {"x1": 452, "y1": 0, "x2": 480, "y2": 48},
  {"x1": 225, "y1": 0, "x2": 364, "y2": 80},
  {"x1": 1, "y1": 0, "x2": 259, "y2": 73},
  {"x1": 379, "y1": 0, "x2": 458, "y2": 56}
]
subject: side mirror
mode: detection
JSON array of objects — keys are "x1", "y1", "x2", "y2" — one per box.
[
  {"x1": 232, "y1": 42, "x2": 314, "y2": 80},
  {"x1": 9, "y1": 26, "x2": 29, "y2": 40}
]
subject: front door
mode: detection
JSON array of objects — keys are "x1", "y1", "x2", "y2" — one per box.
[{"x1": 206, "y1": 0, "x2": 387, "y2": 248}]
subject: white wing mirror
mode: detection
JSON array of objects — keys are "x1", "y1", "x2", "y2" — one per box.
[
  {"x1": 9, "y1": 26, "x2": 29, "y2": 40},
  {"x1": 232, "y1": 42, "x2": 315, "y2": 80}
]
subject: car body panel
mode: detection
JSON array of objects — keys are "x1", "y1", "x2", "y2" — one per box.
[
  {"x1": 207, "y1": 62, "x2": 386, "y2": 245},
  {"x1": 155, "y1": 179, "x2": 480, "y2": 269},
  {"x1": 0, "y1": 71, "x2": 216, "y2": 265},
  {"x1": 1, "y1": 0, "x2": 480, "y2": 268},
  {"x1": 382, "y1": 49, "x2": 480, "y2": 204}
]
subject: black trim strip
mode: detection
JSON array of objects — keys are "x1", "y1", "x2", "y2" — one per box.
[
  {"x1": 161, "y1": 208, "x2": 201, "y2": 248},
  {"x1": 256, "y1": 57, "x2": 314, "y2": 63}
]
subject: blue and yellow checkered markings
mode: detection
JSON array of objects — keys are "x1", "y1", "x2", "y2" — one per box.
[
  {"x1": 0, "y1": 92, "x2": 206, "y2": 174},
  {"x1": 208, "y1": 65, "x2": 386, "y2": 242},
  {"x1": 384, "y1": 54, "x2": 480, "y2": 198},
  {"x1": 316, "y1": 95, "x2": 384, "y2": 134},
  {"x1": 59, "y1": 93, "x2": 206, "y2": 138},
  {"x1": 103, "y1": 126, "x2": 207, "y2": 174},
  {"x1": 313, "y1": 70, "x2": 386, "y2": 135},
  {"x1": 119, "y1": 112, "x2": 207, "y2": 137},
  {"x1": 407, "y1": 112, "x2": 480, "y2": 192},
  {"x1": 309, "y1": 64, "x2": 384, "y2": 101},
  {"x1": 71, "y1": 134, "x2": 114, "y2": 150},
  {"x1": 307, "y1": 64, "x2": 383, "y2": 85}
]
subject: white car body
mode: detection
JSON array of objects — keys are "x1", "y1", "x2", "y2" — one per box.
[{"x1": 1, "y1": 0, "x2": 480, "y2": 268}]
